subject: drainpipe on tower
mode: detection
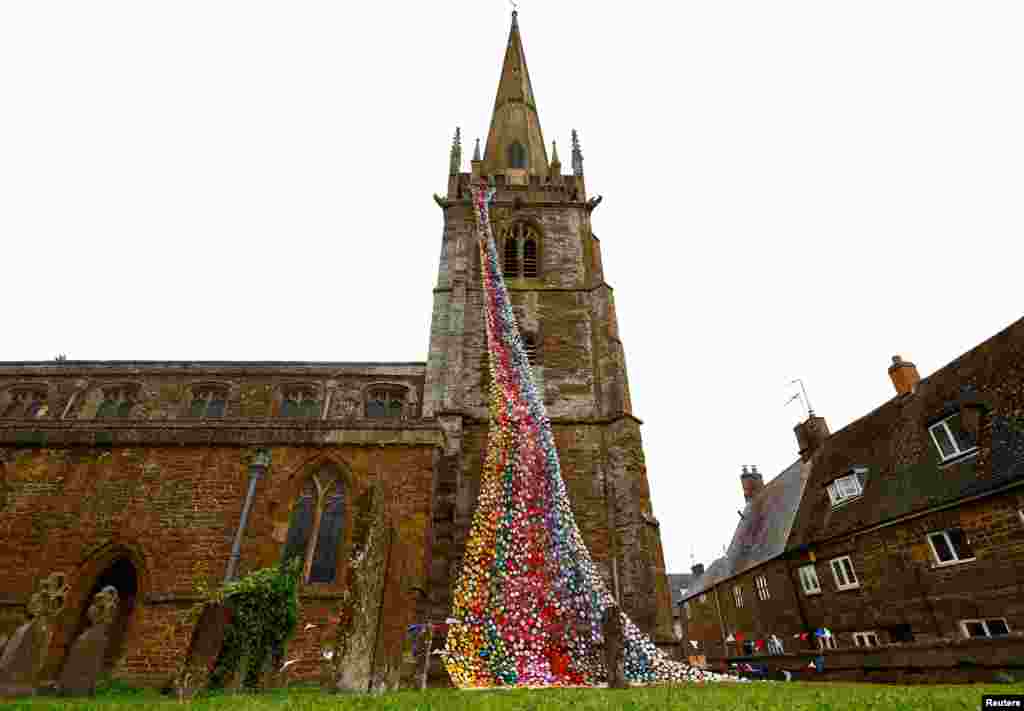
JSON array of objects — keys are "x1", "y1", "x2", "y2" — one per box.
[{"x1": 224, "y1": 449, "x2": 272, "y2": 583}]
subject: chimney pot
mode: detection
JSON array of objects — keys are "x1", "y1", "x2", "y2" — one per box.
[
  {"x1": 740, "y1": 464, "x2": 764, "y2": 502},
  {"x1": 691, "y1": 563, "x2": 705, "y2": 577},
  {"x1": 795, "y1": 415, "x2": 830, "y2": 462},
  {"x1": 888, "y1": 354, "x2": 921, "y2": 396}
]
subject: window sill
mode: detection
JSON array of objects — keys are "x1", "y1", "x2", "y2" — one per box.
[
  {"x1": 835, "y1": 584, "x2": 861, "y2": 592},
  {"x1": 939, "y1": 448, "x2": 979, "y2": 468},
  {"x1": 829, "y1": 495, "x2": 864, "y2": 510},
  {"x1": 803, "y1": 590, "x2": 822, "y2": 597},
  {"x1": 931, "y1": 557, "x2": 977, "y2": 569}
]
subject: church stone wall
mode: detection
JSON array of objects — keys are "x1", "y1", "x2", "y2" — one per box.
[{"x1": 0, "y1": 441, "x2": 435, "y2": 687}]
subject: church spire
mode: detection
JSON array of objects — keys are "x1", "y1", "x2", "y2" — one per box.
[{"x1": 481, "y1": 10, "x2": 549, "y2": 177}]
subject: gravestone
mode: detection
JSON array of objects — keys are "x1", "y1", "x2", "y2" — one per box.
[
  {"x1": 601, "y1": 605, "x2": 627, "y2": 689},
  {"x1": 58, "y1": 586, "x2": 119, "y2": 697},
  {"x1": 0, "y1": 572, "x2": 69, "y2": 697},
  {"x1": 175, "y1": 604, "x2": 231, "y2": 698}
]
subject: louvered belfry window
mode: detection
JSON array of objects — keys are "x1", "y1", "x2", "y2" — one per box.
[
  {"x1": 502, "y1": 223, "x2": 540, "y2": 278},
  {"x1": 522, "y1": 333, "x2": 539, "y2": 366},
  {"x1": 282, "y1": 468, "x2": 345, "y2": 584}
]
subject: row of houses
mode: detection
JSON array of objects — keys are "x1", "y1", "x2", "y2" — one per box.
[{"x1": 677, "y1": 315, "x2": 1024, "y2": 663}]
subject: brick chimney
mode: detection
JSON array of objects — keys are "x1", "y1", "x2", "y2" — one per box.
[
  {"x1": 691, "y1": 563, "x2": 705, "y2": 577},
  {"x1": 888, "y1": 355, "x2": 921, "y2": 396},
  {"x1": 740, "y1": 465, "x2": 764, "y2": 502},
  {"x1": 794, "y1": 414, "x2": 830, "y2": 461}
]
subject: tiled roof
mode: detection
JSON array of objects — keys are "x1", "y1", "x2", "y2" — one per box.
[
  {"x1": 682, "y1": 556, "x2": 729, "y2": 600},
  {"x1": 681, "y1": 458, "x2": 807, "y2": 601},
  {"x1": 787, "y1": 315, "x2": 1024, "y2": 550}
]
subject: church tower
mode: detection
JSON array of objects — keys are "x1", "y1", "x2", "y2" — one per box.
[{"x1": 423, "y1": 12, "x2": 674, "y2": 647}]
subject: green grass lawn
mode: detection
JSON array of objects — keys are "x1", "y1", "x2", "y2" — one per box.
[{"x1": 3, "y1": 682, "x2": 1021, "y2": 711}]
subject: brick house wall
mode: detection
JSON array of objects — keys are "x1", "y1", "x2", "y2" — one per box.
[{"x1": 683, "y1": 316, "x2": 1024, "y2": 670}]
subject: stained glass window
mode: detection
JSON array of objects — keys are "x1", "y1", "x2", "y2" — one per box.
[{"x1": 281, "y1": 470, "x2": 346, "y2": 584}]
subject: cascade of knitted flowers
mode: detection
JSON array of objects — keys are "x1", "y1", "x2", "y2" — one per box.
[{"x1": 442, "y1": 180, "x2": 701, "y2": 687}]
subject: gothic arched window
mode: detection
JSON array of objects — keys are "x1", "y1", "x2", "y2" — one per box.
[
  {"x1": 96, "y1": 385, "x2": 138, "y2": 419},
  {"x1": 189, "y1": 385, "x2": 228, "y2": 418},
  {"x1": 503, "y1": 234, "x2": 520, "y2": 276},
  {"x1": 522, "y1": 235, "x2": 538, "y2": 277},
  {"x1": 2, "y1": 388, "x2": 47, "y2": 419},
  {"x1": 501, "y1": 222, "x2": 541, "y2": 278},
  {"x1": 366, "y1": 387, "x2": 406, "y2": 418},
  {"x1": 281, "y1": 385, "x2": 320, "y2": 418},
  {"x1": 508, "y1": 141, "x2": 527, "y2": 169},
  {"x1": 281, "y1": 468, "x2": 345, "y2": 584},
  {"x1": 522, "y1": 333, "x2": 539, "y2": 366}
]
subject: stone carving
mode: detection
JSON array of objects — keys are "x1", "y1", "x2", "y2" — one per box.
[
  {"x1": 0, "y1": 572, "x2": 69, "y2": 697},
  {"x1": 58, "y1": 586, "x2": 120, "y2": 697},
  {"x1": 601, "y1": 605, "x2": 627, "y2": 689}
]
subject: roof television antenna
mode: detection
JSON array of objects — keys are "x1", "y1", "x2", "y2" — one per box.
[{"x1": 787, "y1": 378, "x2": 814, "y2": 418}]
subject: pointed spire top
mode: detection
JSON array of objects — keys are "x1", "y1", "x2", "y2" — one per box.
[
  {"x1": 473, "y1": 138, "x2": 481, "y2": 162},
  {"x1": 449, "y1": 127, "x2": 462, "y2": 175},
  {"x1": 482, "y1": 8, "x2": 548, "y2": 176},
  {"x1": 571, "y1": 129, "x2": 584, "y2": 176},
  {"x1": 551, "y1": 140, "x2": 559, "y2": 164}
]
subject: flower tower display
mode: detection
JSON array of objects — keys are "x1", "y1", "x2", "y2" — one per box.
[{"x1": 442, "y1": 182, "x2": 712, "y2": 687}]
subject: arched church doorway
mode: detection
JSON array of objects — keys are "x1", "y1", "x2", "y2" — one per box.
[{"x1": 67, "y1": 557, "x2": 138, "y2": 676}]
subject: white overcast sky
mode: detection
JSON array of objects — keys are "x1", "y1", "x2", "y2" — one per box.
[{"x1": 2, "y1": 2, "x2": 1022, "y2": 575}]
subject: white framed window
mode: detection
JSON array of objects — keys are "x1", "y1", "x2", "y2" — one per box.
[
  {"x1": 960, "y1": 618, "x2": 1010, "y2": 638},
  {"x1": 684, "y1": 602, "x2": 691, "y2": 620},
  {"x1": 767, "y1": 636, "x2": 785, "y2": 655},
  {"x1": 853, "y1": 631, "x2": 880, "y2": 648},
  {"x1": 818, "y1": 634, "x2": 838, "y2": 650},
  {"x1": 798, "y1": 564, "x2": 821, "y2": 594},
  {"x1": 699, "y1": 593, "x2": 707, "y2": 605},
  {"x1": 755, "y1": 574, "x2": 770, "y2": 601},
  {"x1": 732, "y1": 584, "x2": 744, "y2": 608},
  {"x1": 928, "y1": 413, "x2": 978, "y2": 462},
  {"x1": 830, "y1": 555, "x2": 859, "y2": 590},
  {"x1": 926, "y1": 529, "x2": 976, "y2": 566},
  {"x1": 827, "y1": 473, "x2": 863, "y2": 506}
]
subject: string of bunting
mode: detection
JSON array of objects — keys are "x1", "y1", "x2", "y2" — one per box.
[{"x1": 440, "y1": 179, "x2": 736, "y2": 687}]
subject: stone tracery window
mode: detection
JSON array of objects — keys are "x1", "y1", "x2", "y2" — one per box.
[
  {"x1": 281, "y1": 385, "x2": 320, "y2": 418},
  {"x1": 281, "y1": 468, "x2": 345, "y2": 584},
  {"x1": 365, "y1": 386, "x2": 406, "y2": 419},
  {"x1": 2, "y1": 387, "x2": 48, "y2": 418},
  {"x1": 189, "y1": 385, "x2": 227, "y2": 418},
  {"x1": 501, "y1": 222, "x2": 540, "y2": 278},
  {"x1": 96, "y1": 385, "x2": 138, "y2": 419}
]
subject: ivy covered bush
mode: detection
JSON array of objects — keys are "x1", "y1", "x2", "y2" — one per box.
[{"x1": 206, "y1": 558, "x2": 303, "y2": 690}]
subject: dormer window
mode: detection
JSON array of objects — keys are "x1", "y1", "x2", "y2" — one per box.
[
  {"x1": 96, "y1": 386, "x2": 137, "y2": 419},
  {"x1": 827, "y1": 471, "x2": 864, "y2": 507},
  {"x1": 2, "y1": 388, "x2": 47, "y2": 418},
  {"x1": 281, "y1": 386, "x2": 320, "y2": 418},
  {"x1": 366, "y1": 387, "x2": 406, "y2": 419},
  {"x1": 190, "y1": 385, "x2": 227, "y2": 418},
  {"x1": 507, "y1": 141, "x2": 527, "y2": 169},
  {"x1": 928, "y1": 412, "x2": 978, "y2": 462},
  {"x1": 501, "y1": 223, "x2": 541, "y2": 278}
]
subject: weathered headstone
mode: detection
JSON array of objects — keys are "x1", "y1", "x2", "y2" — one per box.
[
  {"x1": 602, "y1": 605, "x2": 628, "y2": 689},
  {"x1": 58, "y1": 585, "x2": 119, "y2": 697},
  {"x1": 0, "y1": 572, "x2": 69, "y2": 697},
  {"x1": 175, "y1": 604, "x2": 231, "y2": 699}
]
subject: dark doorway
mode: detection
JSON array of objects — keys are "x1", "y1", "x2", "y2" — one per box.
[{"x1": 70, "y1": 557, "x2": 138, "y2": 675}]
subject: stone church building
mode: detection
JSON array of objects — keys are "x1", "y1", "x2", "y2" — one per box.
[{"x1": 0, "y1": 13, "x2": 674, "y2": 688}]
